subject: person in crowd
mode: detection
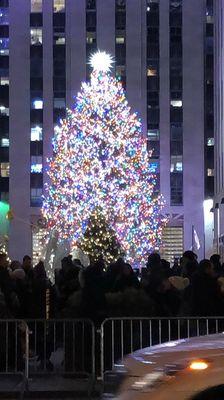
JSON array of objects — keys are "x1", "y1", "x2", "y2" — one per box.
[
  {"x1": 210, "y1": 254, "x2": 224, "y2": 277},
  {"x1": 112, "y1": 262, "x2": 139, "y2": 292},
  {"x1": 191, "y1": 259, "x2": 224, "y2": 316},
  {"x1": 145, "y1": 271, "x2": 181, "y2": 316}
]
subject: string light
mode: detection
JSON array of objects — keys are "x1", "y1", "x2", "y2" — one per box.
[{"x1": 42, "y1": 51, "x2": 166, "y2": 266}]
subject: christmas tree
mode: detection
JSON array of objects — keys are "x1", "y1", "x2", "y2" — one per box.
[
  {"x1": 42, "y1": 51, "x2": 165, "y2": 266},
  {"x1": 80, "y1": 209, "x2": 123, "y2": 264}
]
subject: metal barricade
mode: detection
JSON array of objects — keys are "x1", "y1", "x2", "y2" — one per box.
[
  {"x1": 0, "y1": 319, "x2": 29, "y2": 397},
  {"x1": 100, "y1": 316, "x2": 224, "y2": 379},
  {"x1": 26, "y1": 319, "x2": 95, "y2": 381}
]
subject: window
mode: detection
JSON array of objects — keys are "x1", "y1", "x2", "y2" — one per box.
[
  {"x1": 0, "y1": 77, "x2": 8, "y2": 85},
  {"x1": 147, "y1": 68, "x2": 157, "y2": 76},
  {"x1": 170, "y1": 155, "x2": 183, "y2": 172},
  {"x1": 0, "y1": 8, "x2": 8, "y2": 25},
  {"x1": 54, "y1": 97, "x2": 65, "y2": 109},
  {"x1": 86, "y1": 0, "x2": 96, "y2": 10},
  {"x1": 31, "y1": 125, "x2": 42, "y2": 141},
  {"x1": 116, "y1": 35, "x2": 125, "y2": 44},
  {"x1": 86, "y1": 31, "x2": 96, "y2": 44},
  {"x1": 0, "y1": 37, "x2": 9, "y2": 55},
  {"x1": 1, "y1": 137, "x2": 8, "y2": 147},
  {"x1": 31, "y1": 0, "x2": 42, "y2": 13},
  {"x1": 53, "y1": 0, "x2": 65, "y2": 12},
  {"x1": 207, "y1": 168, "x2": 214, "y2": 176},
  {"x1": 0, "y1": 162, "x2": 9, "y2": 177},
  {"x1": 0, "y1": 105, "x2": 8, "y2": 115},
  {"x1": 170, "y1": 172, "x2": 183, "y2": 205},
  {"x1": 30, "y1": 28, "x2": 42, "y2": 45},
  {"x1": 54, "y1": 28, "x2": 65, "y2": 45},
  {"x1": 31, "y1": 188, "x2": 42, "y2": 207},
  {"x1": 170, "y1": 99, "x2": 182, "y2": 107},
  {"x1": 32, "y1": 99, "x2": 43, "y2": 109},
  {"x1": 31, "y1": 155, "x2": 43, "y2": 173},
  {"x1": 207, "y1": 137, "x2": 214, "y2": 146},
  {"x1": 147, "y1": 129, "x2": 159, "y2": 140}
]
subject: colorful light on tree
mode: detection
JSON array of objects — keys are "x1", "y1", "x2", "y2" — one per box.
[{"x1": 42, "y1": 51, "x2": 166, "y2": 265}]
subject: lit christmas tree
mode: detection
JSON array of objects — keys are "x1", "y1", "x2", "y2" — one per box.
[
  {"x1": 42, "y1": 51, "x2": 166, "y2": 266},
  {"x1": 80, "y1": 209, "x2": 123, "y2": 264}
]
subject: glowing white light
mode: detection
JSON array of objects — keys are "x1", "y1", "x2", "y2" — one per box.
[{"x1": 89, "y1": 51, "x2": 113, "y2": 72}]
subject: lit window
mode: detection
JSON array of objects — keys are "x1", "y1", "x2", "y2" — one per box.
[
  {"x1": 207, "y1": 137, "x2": 214, "y2": 146},
  {"x1": 53, "y1": 0, "x2": 65, "y2": 12},
  {"x1": 0, "y1": 77, "x2": 9, "y2": 85},
  {"x1": 86, "y1": 32, "x2": 96, "y2": 44},
  {"x1": 147, "y1": 68, "x2": 157, "y2": 76},
  {"x1": 1, "y1": 138, "x2": 9, "y2": 147},
  {"x1": 54, "y1": 98, "x2": 66, "y2": 109},
  {"x1": 116, "y1": 36, "x2": 125, "y2": 44},
  {"x1": 0, "y1": 38, "x2": 9, "y2": 55},
  {"x1": 31, "y1": 125, "x2": 43, "y2": 141},
  {"x1": 0, "y1": 8, "x2": 9, "y2": 25},
  {"x1": 31, "y1": 156, "x2": 43, "y2": 173},
  {"x1": 170, "y1": 155, "x2": 183, "y2": 172},
  {"x1": 0, "y1": 162, "x2": 9, "y2": 177},
  {"x1": 30, "y1": 28, "x2": 42, "y2": 45},
  {"x1": 32, "y1": 99, "x2": 43, "y2": 109},
  {"x1": 170, "y1": 100, "x2": 182, "y2": 108},
  {"x1": 207, "y1": 168, "x2": 214, "y2": 177},
  {"x1": 147, "y1": 129, "x2": 159, "y2": 140},
  {"x1": 0, "y1": 106, "x2": 9, "y2": 116},
  {"x1": 54, "y1": 30, "x2": 65, "y2": 45},
  {"x1": 31, "y1": 0, "x2": 42, "y2": 13}
]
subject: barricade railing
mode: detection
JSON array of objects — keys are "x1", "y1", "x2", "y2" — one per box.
[
  {"x1": 100, "y1": 317, "x2": 224, "y2": 379},
  {"x1": 0, "y1": 320, "x2": 29, "y2": 378},
  {"x1": 25, "y1": 319, "x2": 95, "y2": 382}
]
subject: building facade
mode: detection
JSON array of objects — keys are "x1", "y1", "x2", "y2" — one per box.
[
  {"x1": 0, "y1": 0, "x2": 210, "y2": 262},
  {"x1": 214, "y1": 0, "x2": 224, "y2": 258}
]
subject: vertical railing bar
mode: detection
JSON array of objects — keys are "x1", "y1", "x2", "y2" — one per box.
[
  {"x1": 197, "y1": 319, "x2": 199, "y2": 336},
  {"x1": 216, "y1": 319, "x2": 218, "y2": 333},
  {"x1": 44, "y1": 321, "x2": 47, "y2": 370},
  {"x1": 82, "y1": 321, "x2": 85, "y2": 372},
  {"x1": 6, "y1": 321, "x2": 8, "y2": 372},
  {"x1": 149, "y1": 320, "x2": 152, "y2": 347},
  {"x1": 140, "y1": 320, "x2": 143, "y2": 349},
  {"x1": 15, "y1": 322, "x2": 18, "y2": 372},
  {"x1": 187, "y1": 319, "x2": 190, "y2": 338},
  {"x1": 168, "y1": 319, "x2": 171, "y2": 342},
  {"x1": 130, "y1": 320, "x2": 133, "y2": 353},
  {"x1": 72, "y1": 321, "x2": 75, "y2": 373},
  {"x1": 34, "y1": 321, "x2": 37, "y2": 371},
  {"x1": 63, "y1": 321, "x2": 66, "y2": 372},
  {"x1": 100, "y1": 322, "x2": 104, "y2": 380},
  {"x1": 25, "y1": 324, "x2": 29, "y2": 381},
  {"x1": 121, "y1": 320, "x2": 124, "y2": 361},
  {"x1": 178, "y1": 319, "x2": 180, "y2": 340},
  {"x1": 54, "y1": 322, "x2": 56, "y2": 354},
  {"x1": 111, "y1": 320, "x2": 114, "y2": 369},
  {"x1": 91, "y1": 322, "x2": 95, "y2": 381},
  {"x1": 206, "y1": 319, "x2": 209, "y2": 335},
  {"x1": 159, "y1": 320, "x2": 161, "y2": 344}
]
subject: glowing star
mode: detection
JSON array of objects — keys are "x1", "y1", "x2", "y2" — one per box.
[{"x1": 89, "y1": 50, "x2": 113, "y2": 72}]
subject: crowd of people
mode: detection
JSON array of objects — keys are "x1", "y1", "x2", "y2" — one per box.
[{"x1": 0, "y1": 250, "x2": 224, "y2": 323}]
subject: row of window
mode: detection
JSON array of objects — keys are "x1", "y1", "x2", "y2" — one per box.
[{"x1": 31, "y1": 0, "x2": 65, "y2": 13}]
